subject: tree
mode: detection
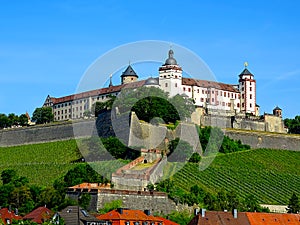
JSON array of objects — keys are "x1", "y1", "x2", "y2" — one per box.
[
  {"x1": 188, "y1": 152, "x2": 201, "y2": 163},
  {"x1": 98, "y1": 199, "x2": 122, "y2": 214},
  {"x1": 1, "y1": 169, "x2": 17, "y2": 184},
  {"x1": 113, "y1": 86, "x2": 194, "y2": 124},
  {"x1": 242, "y1": 194, "x2": 261, "y2": 212},
  {"x1": 284, "y1": 116, "x2": 300, "y2": 134},
  {"x1": 168, "y1": 138, "x2": 193, "y2": 162},
  {"x1": 79, "y1": 193, "x2": 91, "y2": 210},
  {"x1": 287, "y1": 193, "x2": 300, "y2": 213},
  {"x1": 166, "y1": 210, "x2": 193, "y2": 225},
  {"x1": 0, "y1": 114, "x2": 9, "y2": 128},
  {"x1": 32, "y1": 107, "x2": 54, "y2": 124}
]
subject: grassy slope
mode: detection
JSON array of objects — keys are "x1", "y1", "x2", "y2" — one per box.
[
  {"x1": 0, "y1": 139, "x2": 299, "y2": 205},
  {"x1": 163, "y1": 149, "x2": 300, "y2": 205},
  {"x1": 0, "y1": 140, "x2": 81, "y2": 186}
]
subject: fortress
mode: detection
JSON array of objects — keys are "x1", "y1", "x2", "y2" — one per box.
[{"x1": 43, "y1": 49, "x2": 285, "y2": 133}]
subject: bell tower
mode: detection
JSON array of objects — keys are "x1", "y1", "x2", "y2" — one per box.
[
  {"x1": 238, "y1": 62, "x2": 256, "y2": 115},
  {"x1": 158, "y1": 49, "x2": 183, "y2": 96}
]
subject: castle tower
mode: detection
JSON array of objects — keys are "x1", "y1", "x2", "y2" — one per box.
[
  {"x1": 273, "y1": 106, "x2": 282, "y2": 118},
  {"x1": 238, "y1": 62, "x2": 256, "y2": 115},
  {"x1": 121, "y1": 64, "x2": 138, "y2": 84},
  {"x1": 158, "y1": 49, "x2": 183, "y2": 96}
]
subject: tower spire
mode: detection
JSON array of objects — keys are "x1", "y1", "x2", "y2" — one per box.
[{"x1": 109, "y1": 74, "x2": 113, "y2": 87}]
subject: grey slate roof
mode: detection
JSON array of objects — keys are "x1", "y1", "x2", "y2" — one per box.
[
  {"x1": 121, "y1": 65, "x2": 138, "y2": 77},
  {"x1": 239, "y1": 68, "x2": 253, "y2": 76}
]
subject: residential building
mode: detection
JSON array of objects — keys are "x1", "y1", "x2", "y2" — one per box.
[
  {"x1": 0, "y1": 208, "x2": 22, "y2": 225},
  {"x1": 96, "y1": 208, "x2": 179, "y2": 225},
  {"x1": 23, "y1": 206, "x2": 53, "y2": 224},
  {"x1": 188, "y1": 210, "x2": 300, "y2": 225}
]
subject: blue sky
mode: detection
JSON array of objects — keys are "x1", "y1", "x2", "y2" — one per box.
[{"x1": 1, "y1": 0, "x2": 300, "y2": 118}]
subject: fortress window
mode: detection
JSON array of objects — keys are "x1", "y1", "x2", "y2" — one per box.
[
  {"x1": 242, "y1": 103, "x2": 244, "y2": 108},
  {"x1": 165, "y1": 83, "x2": 168, "y2": 87},
  {"x1": 228, "y1": 103, "x2": 231, "y2": 107},
  {"x1": 197, "y1": 89, "x2": 199, "y2": 93},
  {"x1": 250, "y1": 103, "x2": 252, "y2": 108},
  {"x1": 242, "y1": 94, "x2": 245, "y2": 99},
  {"x1": 201, "y1": 98, "x2": 204, "y2": 102},
  {"x1": 220, "y1": 91, "x2": 222, "y2": 96},
  {"x1": 183, "y1": 87, "x2": 186, "y2": 91},
  {"x1": 222, "y1": 102, "x2": 225, "y2": 106},
  {"x1": 250, "y1": 94, "x2": 252, "y2": 99},
  {"x1": 202, "y1": 90, "x2": 204, "y2": 94},
  {"x1": 212, "y1": 90, "x2": 214, "y2": 94},
  {"x1": 216, "y1": 91, "x2": 218, "y2": 95},
  {"x1": 224, "y1": 92, "x2": 227, "y2": 97},
  {"x1": 237, "y1": 103, "x2": 240, "y2": 108},
  {"x1": 61, "y1": 110, "x2": 63, "y2": 114},
  {"x1": 212, "y1": 98, "x2": 214, "y2": 102},
  {"x1": 175, "y1": 83, "x2": 177, "y2": 88},
  {"x1": 188, "y1": 88, "x2": 191, "y2": 92},
  {"x1": 250, "y1": 87, "x2": 252, "y2": 91},
  {"x1": 231, "y1": 93, "x2": 233, "y2": 98},
  {"x1": 58, "y1": 111, "x2": 60, "y2": 115}
]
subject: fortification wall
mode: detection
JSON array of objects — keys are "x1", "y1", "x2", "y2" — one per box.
[
  {"x1": 225, "y1": 129, "x2": 300, "y2": 151},
  {"x1": 0, "y1": 120, "x2": 96, "y2": 147},
  {"x1": 96, "y1": 190, "x2": 178, "y2": 214}
]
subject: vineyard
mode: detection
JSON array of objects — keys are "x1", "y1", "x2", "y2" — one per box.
[
  {"x1": 0, "y1": 139, "x2": 81, "y2": 186},
  {"x1": 164, "y1": 149, "x2": 300, "y2": 205},
  {"x1": 0, "y1": 139, "x2": 299, "y2": 205}
]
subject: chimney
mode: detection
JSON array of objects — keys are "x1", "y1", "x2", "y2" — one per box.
[
  {"x1": 194, "y1": 208, "x2": 200, "y2": 216},
  {"x1": 201, "y1": 209, "x2": 206, "y2": 217},
  {"x1": 233, "y1": 209, "x2": 238, "y2": 219},
  {"x1": 144, "y1": 209, "x2": 151, "y2": 216},
  {"x1": 117, "y1": 208, "x2": 123, "y2": 214}
]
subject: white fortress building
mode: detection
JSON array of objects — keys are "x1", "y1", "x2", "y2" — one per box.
[{"x1": 43, "y1": 49, "x2": 261, "y2": 122}]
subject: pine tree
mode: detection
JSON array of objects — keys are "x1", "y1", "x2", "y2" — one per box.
[{"x1": 288, "y1": 193, "x2": 300, "y2": 213}]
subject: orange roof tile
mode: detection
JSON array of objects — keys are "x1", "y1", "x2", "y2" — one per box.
[
  {"x1": 0, "y1": 208, "x2": 22, "y2": 225},
  {"x1": 97, "y1": 209, "x2": 162, "y2": 222},
  {"x1": 246, "y1": 212, "x2": 300, "y2": 225},
  {"x1": 23, "y1": 206, "x2": 53, "y2": 224},
  {"x1": 156, "y1": 217, "x2": 179, "y2": 225}
]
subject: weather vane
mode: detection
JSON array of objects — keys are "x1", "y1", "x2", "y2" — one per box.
[{"x1": 244, "y1": 61, "x2": 248, "y2": 68}]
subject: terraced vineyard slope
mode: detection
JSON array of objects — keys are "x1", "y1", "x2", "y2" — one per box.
[
  {"x1": 0, "y1": 139, "x2": 81, "y2": 186},
  {"x1": 164, "y1": 149, "x2": 300, "y2": 205}
]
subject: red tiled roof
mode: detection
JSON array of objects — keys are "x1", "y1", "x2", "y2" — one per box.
[
  {"x1": 246, "y1": 212, "x2": 300, "y2": 225},
  {"x1": 188, "y1": 211, "x2": 250, "y2": 225},
  {"x1": 51, "y1": 80, "x2": 146, "y2": 104},
  {"x1": 23, "y1": 206, "x2": 52, "y2": 224},
  {"x1": 97, "y1": 209, "x2": 162, "y2": 222},
  {"x1": 0, "y1": 208, "x2": 22, "y2": 225},
  {"x1": 182, "y1": 78, "x2": 239, "y2": 93},
  {"x1": 156, "y1": 217, "x2": 179, "y2": 225}
]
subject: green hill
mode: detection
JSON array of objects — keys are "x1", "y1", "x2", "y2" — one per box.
[
  {"x1": 163, "y1": 149, "x2": 300, "y2": 205},
  {"x1": 0, "y1": 139, "x2": 299, "y2": 205},
  {"x1": 0, "y1": 139, "x2": 81, "y2": 186}
]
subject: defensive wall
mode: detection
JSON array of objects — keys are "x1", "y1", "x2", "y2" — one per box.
[
  {"x1": 67, "y1": 184, "x2": 181, "y2": 214},
  {"x1": 0, "y1": 111, "x2": 299, "y2": 152}
]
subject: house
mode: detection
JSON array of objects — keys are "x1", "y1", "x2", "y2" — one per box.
[
  {"x1": 188, "y1": 209, "x2": 300, "y2": 225},
  {"x1": 56, "y1": 205, "x2": 107, "y2": 225},
  {"x1": 0, "y1": 208, "x2": 22, "y2": 225},
  {"x1": 96, "y1": 208, "x2": 179, "y2": 225},
  {"x1": 23, "y1": 206, "x2": 52, "y2": 224}
]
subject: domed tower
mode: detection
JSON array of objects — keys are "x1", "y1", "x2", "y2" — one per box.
[
  {"x1": 238, "y1": 62, "x2": 256, "y2": 115},
  {"x1": 121, "y1": 64, "x2": 138, "y2": 84},
  {"x1": 158, "y1": 49, "x2": 183, "y2": 96}
]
